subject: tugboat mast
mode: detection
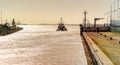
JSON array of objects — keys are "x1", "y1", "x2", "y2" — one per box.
[
  {"x1": 60, "y1": 17, "x2": 63, "y2": 24},
  {"x1": 1, "y1": 11, "x2": 2, "y2": 24}
]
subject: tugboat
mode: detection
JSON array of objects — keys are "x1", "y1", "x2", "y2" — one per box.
[{"x1": 56, "y1": 18, "x2": 67, "y2": 31}]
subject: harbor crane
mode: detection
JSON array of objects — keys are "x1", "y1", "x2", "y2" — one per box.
[{"x1": 94, "y1": 18, "x2": 104, "y2": 27}]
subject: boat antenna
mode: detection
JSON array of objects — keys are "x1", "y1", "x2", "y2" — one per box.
[
  {"x1": 60, "y1": 17, "x2": 63, "y2": 24},
  {"x1": 1, "y1": 11, "x2": 2, "y2": 24}
]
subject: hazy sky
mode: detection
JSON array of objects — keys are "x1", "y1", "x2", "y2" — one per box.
[{"x1": 0, "y1": 0, "x2": 117, "y2": 24}]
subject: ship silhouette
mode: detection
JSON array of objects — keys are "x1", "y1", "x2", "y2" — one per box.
[{"x1": 56, "y1": 18, "x2": 67, "y2": 31}]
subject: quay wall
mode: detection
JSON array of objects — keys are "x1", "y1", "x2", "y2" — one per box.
[
  {"x1": 82, "y1": 33, "x2": 114, "y2": 65},
  {"x1": 82, "y1": 33, "x2": 98, "y2": 65}
]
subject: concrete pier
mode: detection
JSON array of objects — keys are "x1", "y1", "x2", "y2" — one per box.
[{"x1": 83, "y1": 32, "x2": 114, "y2": 65}]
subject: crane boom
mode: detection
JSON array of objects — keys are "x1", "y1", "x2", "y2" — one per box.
[{"x1": 94, "y1": 18, "x2": 104, "y2": 27}]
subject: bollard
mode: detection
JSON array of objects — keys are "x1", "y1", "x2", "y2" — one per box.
[
  {"x1": 110, "y1": 37, "x2": 113, "y2": 40},
  {"x1": 119, "y1": 41, "x2": 120, "y2": 44},
  {"x1": 104, "y1": 35, "x2": 107, "y2": 37}
]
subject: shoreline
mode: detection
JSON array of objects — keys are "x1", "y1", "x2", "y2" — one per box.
[{"x1": 0, "y1": 27, "x2": 23, "y2": 36}]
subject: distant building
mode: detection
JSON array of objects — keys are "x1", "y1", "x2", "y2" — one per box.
[
  {"x1": 111, "y1": 20, "x2": 120, "y2": 32},
  {"x1": 0, "y1": 18, "x2": 22, "y2": 36},
  {"x1": 12, "y1": 18, "x2": 16, "y2": 28}
]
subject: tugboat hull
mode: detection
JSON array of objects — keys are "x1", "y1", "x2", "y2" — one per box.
[{"x1": 56, "y1": 27, "x2": 67, "y2": 31}]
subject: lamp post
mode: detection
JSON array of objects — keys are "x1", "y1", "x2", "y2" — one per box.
[
  {"x1": 104, "y1": 12, "x2": 109, "y2": 26},
  {"x1": 117, "y1": 0, "x2": 119, "y2": 19},
  {"x1": 110, "y1": 5, "x2": 113, "y2": 26}
]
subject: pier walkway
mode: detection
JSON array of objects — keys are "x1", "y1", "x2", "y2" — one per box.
[
  {"x1": 0, "y1": 25, "x2": 87, "y2": 65},
  {"x1": 83, "y1": 32, "x2": 114, "y2": 65}
]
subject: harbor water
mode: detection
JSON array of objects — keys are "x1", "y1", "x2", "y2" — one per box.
[{"x1": 0, "y1": 25, "x2": 87, "y2": 65}]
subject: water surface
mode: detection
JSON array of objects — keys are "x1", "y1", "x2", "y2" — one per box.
[{"x1": 0, "y1": 25, "x2": 87, "y2": 65}]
